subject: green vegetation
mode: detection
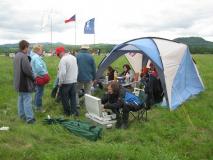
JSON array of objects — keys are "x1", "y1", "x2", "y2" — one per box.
[
  {"x1": 0, "y1": 43, "x2": 115, "y2": 55},
  {"x1": 1, "y1": 37, "x2": 213, "y2": 55},
  {"x1": 174, "y1": 37, "x2": 213, "y2": 54},
  {"x1": 0, "y1": 54, "x2": 212, "y2": 160}
]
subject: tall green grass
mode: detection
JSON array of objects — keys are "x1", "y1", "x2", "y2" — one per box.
[{"x1": 0, "y1": 54, "x2": 212, "y2": 160}]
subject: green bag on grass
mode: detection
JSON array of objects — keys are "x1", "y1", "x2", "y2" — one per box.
[{"x1": 43, "y1": 118, "x2": 102, "y2": 141}]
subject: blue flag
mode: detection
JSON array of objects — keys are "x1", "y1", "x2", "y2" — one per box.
[{"x1": 84, "y1": 18, "x2": 95, "y2": 34}]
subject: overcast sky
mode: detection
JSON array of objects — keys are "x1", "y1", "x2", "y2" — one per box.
[{"x1": 0, "y1": 0, "x2": 213, "y2": 45}]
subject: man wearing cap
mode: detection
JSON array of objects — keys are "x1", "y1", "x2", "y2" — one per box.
[
  {"x1": 76, "y1": 45, "x2": 96, "y2": 107},
  {"x1": 55, "y1": 46, "x2": 79, "y2": 116}
]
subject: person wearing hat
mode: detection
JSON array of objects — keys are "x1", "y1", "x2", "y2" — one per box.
[
  {"x1": 76, "y1": 44, "x2": 96, "y2": 107},
  {"x1": 55, "y1": 46, "x2": 79, "y2": 116}
]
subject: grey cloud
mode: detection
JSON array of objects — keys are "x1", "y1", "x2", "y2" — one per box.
[
  {"x1": 122, "y1": 4, "x2": 213, "y2": 33},
  {"x1": 122, "y1": 13, "x2": 200, "y2": 32}
]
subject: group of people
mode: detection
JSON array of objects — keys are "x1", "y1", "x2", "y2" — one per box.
[
  {"x1": 13, "y1": 39, "x2": 163, "y2": 129},
  {"x1": 55, "y1": 45, "x2": 96, "y2": 116},
  {"x1": 106, "y1": 64, "x2": 134, "y2": 82},
  {"x1": 13, "y1": 40, "x2": 96, "y2": 124},
  {"x1": 14, "y1": 40, "x2": 49, "y2": 123},
  {"x1": 140, "y1": 63, "x2": 163, "y2": 107},
  {"x1": 101, "y1": 62, "x2": 163, "y2": 129}
]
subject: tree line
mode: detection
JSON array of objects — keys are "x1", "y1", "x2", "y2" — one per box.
[{"x1": 0, "y1": 43, "x2": 213, "y2": 55}]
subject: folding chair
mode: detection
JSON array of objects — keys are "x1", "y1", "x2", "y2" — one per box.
[
  {"x1": 129, "y1": 103, "x2": 148, "y2": 122},
  {"x1": 127, "y1": 88, "x2": 148, "y2": 122}
]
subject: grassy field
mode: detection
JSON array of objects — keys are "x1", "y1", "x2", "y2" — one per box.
[{"x1": 0, "y1": 54, "x2": 212, "y2": 160}]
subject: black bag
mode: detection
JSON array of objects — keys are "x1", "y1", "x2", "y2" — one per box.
[{"x1": 51, "y1": 86, "x2": 61, "y2": 102}]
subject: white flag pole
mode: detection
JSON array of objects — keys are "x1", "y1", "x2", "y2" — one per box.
[
  {"x1": 75, "y1": 17, "x2": 77, "y2": 49},
  {"x1": 50, "y1": 15, "x2": 53, "y2": 55},
  {"x1": 93, "y1": 18, "x2": 95, "y2": 52}
]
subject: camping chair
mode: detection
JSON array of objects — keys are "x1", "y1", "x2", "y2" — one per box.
[
  {"x1": 130, "y1": 88, "x2": 148, "y2": 121},
  {"x1": 129, "y1": 103, "x2": 148, "y2": 122},
  {"x1": 124, "y1": 90, "x2": 148, "y2": 122}
]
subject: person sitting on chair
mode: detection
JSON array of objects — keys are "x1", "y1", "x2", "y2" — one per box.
[
  {"x1": 106, "y1": 66, "x2": 115, "y2": 81},
  {"x1": 101, "y1": 81, "x2": 141, "y2": 129},
  {"x1": 120, "y1": 64, "x2": 134, "y2": 82}
]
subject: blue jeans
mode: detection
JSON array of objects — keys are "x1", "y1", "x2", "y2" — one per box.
[
  {"x1": 18, "y1": 92, "x2": 34, "y2": 122},
  {"x1": 35, "y1": 85, "x2": 44, "y2": 108}
]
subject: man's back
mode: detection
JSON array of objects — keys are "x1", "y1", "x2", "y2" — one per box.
[
  {"x1": 58, "y1": 54, "x2": 78, "y2": 84},
  {"x1": 76, "y1": 50, "x2": 96, "y2": 82},
  {"x1": 14, "y1": 52, "x2": 34, "y2": 92}
]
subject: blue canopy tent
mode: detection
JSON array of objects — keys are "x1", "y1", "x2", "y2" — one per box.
[{"x1": 96, "y1": 37, "x2": 204, "y2": 110}]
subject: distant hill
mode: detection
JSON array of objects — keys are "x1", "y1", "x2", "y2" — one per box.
[
  {"x1": 1, "y1": 37, "x2": 213, "y2": 54},
  {"x1": 0, "y1": 43, "x2": 115, "y2": 55},
  {"x1": 174, "y1": 37, "x2": 213, "y2": 48},
  {"x1": 173, "y1": 37, "x2": 213, "y2": 54}
]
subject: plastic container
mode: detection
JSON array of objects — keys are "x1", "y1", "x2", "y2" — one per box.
[{"x1": 105, "y1": 75, "x2": 108, "y2": 83}]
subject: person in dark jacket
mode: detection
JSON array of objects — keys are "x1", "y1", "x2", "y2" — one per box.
[
  {"x1": 13, "y1": 40, "x2": 35, "y2": 124},
  {"x1": 76, "y1": 45, "x2": 96, "y2": 107},
  {"x1": 145, "y1": 74, "x2": 163, "y2": 108},
  {"x1": 101, "y1": 81, "x2": 133, "y2": 129},
  {"x1": 106, "y1": 66, "x2": 115, "y2": 81}
]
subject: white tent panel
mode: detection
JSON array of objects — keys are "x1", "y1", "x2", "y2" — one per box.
[
  {"x1": 125, "y1": 52, "x2": 143, "y2": 73},
  {"x1": 153, "y1": 39, "x2": 187, "y2": 108},
  {"x1": 153, "y1": 38, "x2": 187, "y2": 57},
  {"x1": 163, "y1": 65, "x2": 179, "y2": 107}
]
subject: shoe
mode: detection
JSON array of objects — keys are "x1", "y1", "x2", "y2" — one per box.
[
  {"x1": 35, "y1": 107, "x2": 46, "y2": 113},
  {"x1": 27, "y1": 118, "x2": 36, "y2": 124},
  {"x1": 76, "y1": 105, "x2": 80, "y2": 109},
  {"x1": 121, "y1": 123, "x2": 128, "y2": 129},
  {"x1": 74, "y1": 113, "x2": 79, "y2": 117},
  {"x1": 20, "y1": 115, "x2": 26, "y2": 121},
  {"x1": 40, "y1": 109, "x2": 46, "y2": 113},
  {"x1": 115, "y1": 122, "x2": 122, "y2": 129}
]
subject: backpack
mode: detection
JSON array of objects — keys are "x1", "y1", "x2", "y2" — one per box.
[{"x1": 124, "y1": 91, "x2": 143, "y2": 106}]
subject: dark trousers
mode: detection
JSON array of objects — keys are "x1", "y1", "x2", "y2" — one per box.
[
  {"x1": 112, "y1": 104, "x2": 141, "y2": 126},
  {"x1": 61, "y1": 83, "x2": 78, "y2": 116},
  {"x1": 122, "y1": 104, "x2": 142, "y2": 123},
  {"x1": 109, "y1": 103, "x2": 136, "y2": 127}
]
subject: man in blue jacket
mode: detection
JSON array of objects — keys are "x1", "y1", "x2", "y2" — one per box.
[{"x1": 76, "y1": 45, "x2": 96, "y2": 107}]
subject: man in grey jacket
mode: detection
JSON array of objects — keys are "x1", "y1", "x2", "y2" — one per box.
[
  {"x1": 14, "y1": 40, "x2": 35, "y2": 124},
  {"x1": 56, "y1": 46, "x2": 79, "y2": 116}
]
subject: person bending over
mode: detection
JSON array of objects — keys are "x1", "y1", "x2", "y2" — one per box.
[{"x1": 101, "y1": 81, "x2": 132, "y2": 129}]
